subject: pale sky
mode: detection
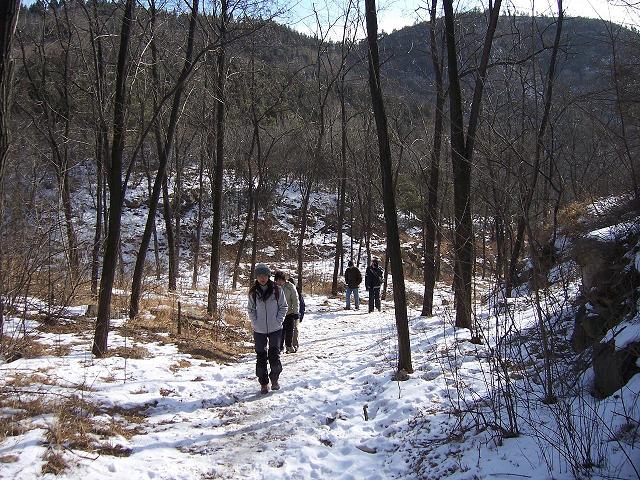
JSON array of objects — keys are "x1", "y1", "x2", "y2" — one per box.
[{"x1": 285, "y1": 0, "x2": 638, "y2": 39}]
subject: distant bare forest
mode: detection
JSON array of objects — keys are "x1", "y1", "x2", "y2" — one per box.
[{"x1": 0, "y1": 0, "x2": 638, "y2": 356}]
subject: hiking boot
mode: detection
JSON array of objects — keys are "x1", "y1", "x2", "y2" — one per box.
[
  {"x1": 271, "y1": 381, "x2": 280, "y2": 390},
  {"x1": 260, "y1": 384, "x2": 269, "y2": 394}
]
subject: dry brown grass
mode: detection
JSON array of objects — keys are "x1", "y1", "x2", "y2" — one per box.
[
  {"x1": 41, "y1": 450, "x2": 68, "y2": 475},
  {"x1": 36, "y1": 316, "x2": 94, "y2": 335},
  {"x1": 117, "y1": 295, "x2": 253, "y2": 364},
  {"x1": 307, "y1": 280, "x2": 335, "y2": 297},
  {"x1": 0, "y1": 388, "x2": 144, "y2": 472},
  {"x1": 95, "y1": 443, "x2": 132, "y2": 457},
  {"x1": 169, "y1": 359, "x2": 192, "y2": 372},
  {"x1": 558, "y1": 201, "x2": 589, "y2": 234},
  {"x1": 224, "y1": 304, "x2": 249, "y2": 330},
  {"x1": 175, "y1": 334, "x2": 252, "y2": 363},
  {"x1": 0, "y1": 415, "x2": 26, "y2": 440},
  {"x1": 4, "y1": 372, "x2": 57, "y2": 388},
  {"x1": 103, "y1": 402, "x2": 154, "y2": 425},
  {"x1": 1, "y1": 332, "x2": 73, "y2": 360},
  {"x1": 405, "y1": 289, "x2": 424, "y2": 309},
  {"x1": 107, "y1": 345, "x2": 150, "y2": 359}
]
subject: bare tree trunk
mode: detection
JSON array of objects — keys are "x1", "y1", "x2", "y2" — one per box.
[
  {"x1": 231, "y1": 140, "x2": 255, "y2": 290},
  {"x1": 162, "y1": 175, "x2": 177, "y2": 291},
  {"x1": 507, "y1": 5, "x2": 563, "y2": 298},
  {"x1": 207, "y1": 0, "x2": 228, "y2": 315},
  {"x1": 442, "y1": 0, "x2": 501, "y2": 329},
  {"x1": 91, "y1": 136, "x2": 104, "y2": 296},
  {"x1": 365, "y1": 0, "x2": 412, "y2": 374},
  {"x1": 84, "y1": 1, "x2": 108, "y2": 297},
  {"x1": 93, "y1": 0, "x2": 135, "y2": 357},
  {"x1": 192, "y1": 144, "x2": 205, "y2": 289},
  {"x1": 231, "y1": 184, "x2": 254, "y2": 290},
  {"x1": 173, "y1": 140, "x2": 183, "y2": 284},
  {"x1": 129, "y1": 0, "x2": 199, "y2": 317},
  {"x1": 141, "y1": 132, "x2": 161, "y2": 279},
  {"x1": 422, "y1": 0, "x2": 444, "y2": 317},
  {"x1": 0, "y1": 0, "x2": 20, "y2": 333},
  {"x1": 331, "y1": 73, "x2": 348, "y2": 296},
  {"x1": 296, "y1": 179, "x2": 313, "y2": 295},
  {"x1": 382, "y1": 246, "x2": 390, "y2": 300}
]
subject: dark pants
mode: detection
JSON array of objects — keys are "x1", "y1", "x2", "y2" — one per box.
[
  {"x1": 254, "y1": 329, "x2": 282, "y2": 386},
  {"x1": 369, "y1": 286, "x2": 381, "y2": 312},
  {"x1": 281, "y1": 314, "x2": 297, "y2": 350}
]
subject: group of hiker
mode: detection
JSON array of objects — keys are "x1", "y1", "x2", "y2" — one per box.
[
  {"x1": 247, "y1": 258, "x2": 383, "y2": 394},
  {"x1": 344, "y1": 257, "x2": 383, "y2": 313}
]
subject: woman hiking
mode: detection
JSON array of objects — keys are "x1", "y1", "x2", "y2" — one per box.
[{"x1": 248, "y1": 263, "x2": 288, "y2": 394}]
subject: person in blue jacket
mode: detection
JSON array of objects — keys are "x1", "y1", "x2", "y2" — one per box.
[{"x1": 248, "y1": 263, "x2": 288, "y2": 394}]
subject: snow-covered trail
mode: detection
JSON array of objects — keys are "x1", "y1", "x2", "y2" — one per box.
[
  {"x1": 180, "y1": 304, "x2": 396, "y2": 479},
  {"x1": 2, "y1": 296, "x2": 409, "y2": 480}
]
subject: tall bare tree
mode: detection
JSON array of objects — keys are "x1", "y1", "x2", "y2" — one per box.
[
  {"x1": 93, "y1": 0, "x2": 135, "y2": 356},
  {"x1": 129, "y1": 0, "x2": 200, "y2": 319},
  {"x1": 207, "y1": 0, "x2": 229, "y2": 315},
  {"x1": 0, "y1": 0, "x2": 20, "y2": 333},
  {"x1": 442, "y1": 0, "x2": 502, "y2": 329},
  {"x1": 422, "y1": 0, "x2": 445, "y2": 317},
  {"x1": 365, "y1": 0, "x2": 412, "y2": 374}
]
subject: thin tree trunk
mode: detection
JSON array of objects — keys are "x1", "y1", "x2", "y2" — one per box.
[
  {"x1": 192, "y1": 144, "x2": 205, "y2": 289},
  {"x1": 231, "y1": 184, "x2": 254, "y2": 290},
  {"x1": 162, "y1": 174, "x2": 177, "y2": 291},
  {"x1": 382, "y1": 246, "x2": 390, "y2": 300},
  {"x1": 422, "y1": 0, "x2": 444, "y2": 317},
  {"x1": 231, "y1": 138, "x2": 256, "y2": 290},
  {"x1": 0, "y1": 0, "x2": 20, "y2": 333},
  {"x1": 93, "y1": 0, "x2": 134, "y2": 357},
  {"x1": 296, "y1": 179, "x2": 313, "y2": 295},
  {"x1": 442, "y1": 0, "x2": 501, "y2": 329},
  {"x1": 174, "y1": 140, "x2": 183, "y2": 283},
  {"x1": 141, "y1": 131, "x2": 161, "y2": 279},
  {"x1": 365, "y1": 0, "x2": 412, "y2": 374},
  {"x1": 91, "y1": 135, "x2": 104, "y2": 296},
  {"x1": 207, "y1": 0, "x2": 228, "y2": 316},
  {"x1": 129, "y1": 0, "x2": 198, "y2": 317},
  {"x1": 506, "y1": 4, "x2": 563, "y2": 297},
  {"x1": 84, "y1": 0, "x2": 109, "y2": 296},
  {"x1": 331, "y1": 75, "x2": 348, "y2": 296}
]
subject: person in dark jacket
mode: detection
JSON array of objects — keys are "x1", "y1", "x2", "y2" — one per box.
[
  {"x1": 344, "y1": 260, "x2": 362, "y2": 310},
  {"x1": 365, "y1": 257, "x2": 383, "y2": 313},
  {"x1": 288, "y1": 277, "x2": 304, "y2": 352},
  {"x1": 248, "y1": 263, "x2": 288, "y2": 394}
]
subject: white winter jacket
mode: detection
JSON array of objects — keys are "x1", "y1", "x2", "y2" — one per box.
[{"x1": 247, "y1": 282, "x2": 288, "y2": 334}]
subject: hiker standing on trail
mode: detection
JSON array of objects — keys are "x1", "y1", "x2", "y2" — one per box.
[
  {"x1": 344, "y1": 260, "x2": 362, "y2": 310},
  {"x1": 289, "y1": 277, "x2": 304, "y2": 352},
  {"x1": 365, "y1": 257, "x2": 383, "y2": 313},
  {"x1": 248, "y1": 263, "x2": 288, "y2": 394},
  {"x1": 275, "y1": 271, "x2": 299, "y2": 353}
]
